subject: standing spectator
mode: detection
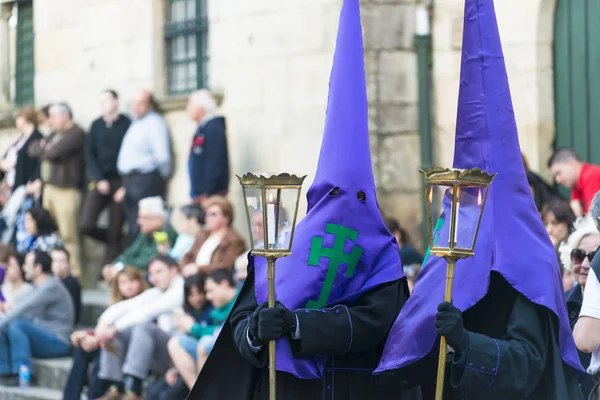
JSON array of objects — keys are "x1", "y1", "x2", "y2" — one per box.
[
  {"x1": 23, "y1": 207, "x2": 63, "y2": 253},
  {"x1": 80, "y1": 89, "x2": 131, "y2": 264},
  {"x1": 116, "y1": 89, "x2": 173, "y2": 242},
  {"x1": 186, "y1": 90, "x2": 229, "y2": 205},
  {"x1": 95, "y1": 255, "x2": 184, "y2": 400},
  {"x1": 51, "y1": 247, "x2": 82, "y2": 325},
  {"x1": 0, "y1": 106, "x2": 43, "y2": 197},
  {"x1": 28, "y1": 103, "x2": 85, "y2": 276},
  {"x1": 179, "y1": 196, "x2": 246, "y2": 277},
  {"x1": 541, "y1": 199, "x2": 577, "y2": 251},
  {"x1": 548, "y1": 148, "x2": 600, "y2": 217},
  {"x1": 0, "y1": 250, "x2": 74, "y2": 386}
]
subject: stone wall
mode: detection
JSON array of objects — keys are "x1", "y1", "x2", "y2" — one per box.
[
  {"x1": 361, "y1": 0, "x2": 423, "y2": 247},
  {"x1": 432, "y1": 0, "x2": 556, "y2": 180},
  {"x1": 0, "y1": 0, "x2": 426, "y2": 257}
]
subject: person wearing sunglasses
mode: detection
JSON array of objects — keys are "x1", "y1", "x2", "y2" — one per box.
[
  {"x1": 574, "y1": 192, "x2": 600, "y2": 399},
  {"x1": 560, "y1": 217, "x2": 600, "y2": 398}
]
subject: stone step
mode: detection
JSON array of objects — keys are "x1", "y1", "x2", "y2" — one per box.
[
  {"x1": 80, "y1": 289, "x2": 110, "y2": 328},
  {"x1": 32, "y1": 358, "x2": 72, "y2": 392},
  {"x1": 0, "y1": 386, "x2": 66, "y2": 400}
]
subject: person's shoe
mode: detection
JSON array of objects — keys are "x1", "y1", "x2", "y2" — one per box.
[{"x1": 97, "y1": 387, "x2": 124, "y2": 400}]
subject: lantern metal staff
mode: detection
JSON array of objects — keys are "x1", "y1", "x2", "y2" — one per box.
[
  {"x1": 237, "y1": 173, "x2": 306, "y2": 400},
  {"x1": 420, "y1": 167, "x2": 495, "y2": 400}
]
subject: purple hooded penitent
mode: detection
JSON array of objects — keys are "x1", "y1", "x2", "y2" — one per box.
[
  {"x1": 253, "y1": 0, "x2": 404, "y2": 380},
  {"x1": 375, "y1": 0, "x2": 583, "y2": 375}
]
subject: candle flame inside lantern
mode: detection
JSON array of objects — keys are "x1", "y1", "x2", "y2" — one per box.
[
  {"x1": 428, "y1": 186, "x2": 433, "y2": 204},
  {"x1": 477, "y1": 188, "x2": 482, "y2": 206}
]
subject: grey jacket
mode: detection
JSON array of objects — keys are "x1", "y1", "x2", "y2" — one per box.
[{"x1": 0, "y1": 275, "x2": 74, "y2": 343}]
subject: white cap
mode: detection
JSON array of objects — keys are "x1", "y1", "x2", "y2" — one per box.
[{"x1": 138, "y1": 196, "x2": 167, "y2": 218}]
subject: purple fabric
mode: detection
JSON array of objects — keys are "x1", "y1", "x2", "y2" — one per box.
[
  {"x1": 0, "y1": 267, "x2": 5, "y2": 302},
  {"x1": 376, "y1": 0, "x2": 583, "y2": 375},
  {"x1": 253, "y1": 0, "x2": 403, "y2": 380}
]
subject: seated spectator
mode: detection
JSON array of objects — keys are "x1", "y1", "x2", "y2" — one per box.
[
  {"x1": 165, "y1": 204, "x2": 205, "y2": 261},
  {"x1": 180, "y1": 196, "x2": 245, "y2": 277},
  {"x1": 384, "y1": 217, "x2": 423, "y2": 267},
  {"x1": 522, "y1": 152, "x2": 562, "y2": 212},
  {"x1": 63, "y1": 266, "x2": 148, "y2": 400},
  {"x1": 23, "y1": 207, "x2": 63, "y2": 253},
  {"x1": 0, "y1": 249, "x2": 31, "y2": 312},
  {"x1": 0, "y1": 250, "x2": 74, "y2": 386},
  {"x1": 14, "y1": 196, "x2": 37, "y2": 253},
  {"x1": 51, "y1": 247, "x2": 82, "y2": 325},
  {"x1": 102, "y1": 196, "x2": 177, "y2": 281},
  {"x1": 166, "y1": 269, "x2": 239, "y2": 390},
  {"x1": 146, "y1": 274, "x2": 213, "y2": 399},
  {"x1": 560, "y1": 216, "x2": 599, "y2": 397},
  {"x1": 541, "y1": 199, "x2": 576, "y2": 250},
  {"x1": 95, "y1": 255, "x2": 184, "y2": 400}
]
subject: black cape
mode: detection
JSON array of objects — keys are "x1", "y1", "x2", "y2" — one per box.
[
  {"x1": 390, "y1": 272, "x2": 584, "y2": 400},
  {"x1": 188, "y1": 267, "x2": 421, "y2": 400}
]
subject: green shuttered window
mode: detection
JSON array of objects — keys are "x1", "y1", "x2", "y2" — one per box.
[
  {"x1": 15, "y1": 1, "x2": 34, "y2": 106},
  {"x1": 165, "y1": 0, "x2": 208, "y2": 95},
  {"x1": 554, "y1": 0, "x2": 600, "y2": 165}
]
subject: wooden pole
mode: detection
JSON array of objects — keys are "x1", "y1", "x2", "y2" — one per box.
[
  {"x1": 267, "y1": 257, "x2": 276, "y2": 400},
  {"x1": 435, "y1": 260, "x2": 456, "y2": 400}
]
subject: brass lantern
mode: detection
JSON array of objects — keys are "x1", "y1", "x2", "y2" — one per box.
[
  {"x1": 237, "y1": 172, "x2": 306, "y2": 400},
  {"x1": 421, "y1": 167, "x2": 496, "y2": 262},
  {"x1": 420, "y1": 167, "x2": 495, "y2": 400}
]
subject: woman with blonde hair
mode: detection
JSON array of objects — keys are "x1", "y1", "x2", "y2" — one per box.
[
  {"x1": 560, "y1": 216, "x2": 599, "y2": 398},
  {"x1": 0, "y1": 107, "x2": 43, "y2": 196},
  {"x1": 63, "y1": 266, "x2": 148, "y2": 400}
]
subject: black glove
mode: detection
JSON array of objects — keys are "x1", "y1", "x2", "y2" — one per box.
[
  {"x1": 435, "y1": 302, "x2": 469, "y2": 354},
  {"x1": 250, "y1": 302, "x2": 285, "y2": 346},
  {"x1": 248, "y1": 302, "x2": 268, "y2": 345},
  {"x1": 275, "y1": 301, "x2": 297, "y2": 338}
]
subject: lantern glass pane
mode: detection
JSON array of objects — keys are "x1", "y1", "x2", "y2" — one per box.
[
  {"x1": 264, "y1": 187, "x2": 299, "y2": 251},
  {"x1": 452, "y1": 185, "x2": 486, "y2": 250},
  {"x1": 426, "y1": 183, "x2": 447, "y2": 249},
  {"x1": 243, "y1": 187, "x2": 265, "y2": 251}
]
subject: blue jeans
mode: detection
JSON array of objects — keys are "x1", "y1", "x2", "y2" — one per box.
[
  {"x1": 0, "y1": 319, "x2": 70, "y2": 374},
  {"x1": 177, "y1": 334, "x2": 199, "y2": 361}
]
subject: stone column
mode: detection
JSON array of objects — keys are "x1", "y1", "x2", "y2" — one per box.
[{"x1": 0, "y1": 4, "x2": 12, "y2": 108}]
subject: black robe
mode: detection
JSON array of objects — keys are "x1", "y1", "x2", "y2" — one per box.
[
  {"x1": 391, "y1": 272, "x2": 584, "y2": 400},
  {"x1": 187, "y1": 267, "x2": 421, "y2": 400}
]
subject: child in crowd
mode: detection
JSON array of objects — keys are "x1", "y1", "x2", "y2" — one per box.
[
  {"x1": 146, "y1": 273, "x2": 212, "y2": 400},
  {"x1": 63, "y1": 266, "x2": 149, "y2": 400},
  {"x1": 166, "y1": 204, "x2": 205, "y2": 261}
]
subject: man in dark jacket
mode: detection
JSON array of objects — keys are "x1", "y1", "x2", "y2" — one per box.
[
  {"x1": 29, "y1": 103, "x2": 85, "y2": 277},
  {"x1": 188, "y1": 2, "x2": 418, "y2": 399},
  {"x1": 186, "y1": 90, "x2": 229, "y2": 205},
  {"x1": 80, "y1": 89, "x2": 130, "y2": 263}
]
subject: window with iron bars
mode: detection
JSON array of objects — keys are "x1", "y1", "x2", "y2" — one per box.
[
  {"x1": 164, "y1": 0, "x2": 208, "y2": 95},
  {"x1": 15, "y1": 0, "x2": 34, "y2": 106}
]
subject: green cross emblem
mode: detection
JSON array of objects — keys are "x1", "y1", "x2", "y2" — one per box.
[{"x1": 305, "y1": 223, "x2": 363, "y2": 309}]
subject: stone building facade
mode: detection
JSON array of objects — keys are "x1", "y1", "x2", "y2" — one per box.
[{"x1": 0, "y1": 0, "x2": 572, "y2": 253}]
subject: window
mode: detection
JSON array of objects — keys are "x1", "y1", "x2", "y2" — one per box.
[
  {"x1": 164, "y1": 0, "x2": 208, "y2": 95},
  {"x1": 15, "y1": 0, "x2": 34, "y2": 106}
]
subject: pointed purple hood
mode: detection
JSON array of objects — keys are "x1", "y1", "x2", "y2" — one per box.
[
  {"x1": 253, "y1": 0, "x2": 403, "y2": 380},
  {"x1": 376, "y1": 0, "x2": 583, "y2": 374}
]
